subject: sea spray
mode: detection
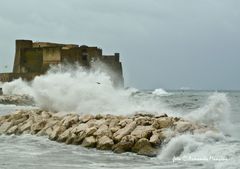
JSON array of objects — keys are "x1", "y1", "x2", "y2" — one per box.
[
  {"x1": 185, "y1": 93, "x2": 234, "y2": 136},
  {"x1": 158, "y1": 92, "x2": 238, "y2": 166},
  {"x1": 152, "y1": 88, "x2": 170, "y2": 96},
  {"x1": 2, "y1": 64, "x2": 169, "y2": 115}
]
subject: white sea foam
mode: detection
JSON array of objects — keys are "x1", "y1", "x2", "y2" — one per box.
[
  {"x1": 185, "y1": 93, "x2": 235, "y2": 136},
  {"x1": 2, "y1": 64, "x2": 169, "y2": 115},
  {"x1": 152, "y1": 88, "x2": 170, "y2": 96},
  {"x1": 158, "y1": 93, "x2": 239, "y2": 168}
]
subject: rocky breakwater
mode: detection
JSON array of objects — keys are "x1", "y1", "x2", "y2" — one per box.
[
  {"x1": 0, "y1": 110, "x2": 212, "y2": 157},
  {"x1": 0, "y1": 95, "x2": 34, "y2": 105}
]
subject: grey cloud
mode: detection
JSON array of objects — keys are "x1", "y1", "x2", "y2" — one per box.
[{"x1": 0, "y1": 0, "x2": 239, "y2": 89}]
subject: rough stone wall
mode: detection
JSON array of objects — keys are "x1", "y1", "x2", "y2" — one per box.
[
  {"x1": 13, "y1": 40, "x2": 33, "y2": 73},
  {"x1": 32, "y1": 42, "x2": 78, "y2": 48},
  {"x1": 20, "y1": 48, "x2": 43, "y2": 73},
  {"x1": 42, "y1": 47, "x2": 61, "y2": 72}
]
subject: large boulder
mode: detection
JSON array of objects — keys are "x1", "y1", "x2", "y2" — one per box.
[
  {"x1": 135, "y1": 116, "x2": 153, "y2": 126},
  {"x1": 113, "y1": 135, "x2": 136, "y2": 153},
  {"x1": 6, "y1": 125, "x2": 18, "y2": 135},
  {"x1": 61, "y1": 114, "x2": 79, "y2": 128},
  {"x1": 149, "y1": 130, "x2": 166, "y2": 146},
  {"x1": 132, "y1": 138, "x2": 158, "y2": 157},
  {"x1": 19, "y1": 120, "x2": 34, "y2": 134},
  {"x1": 0, "y1": 121, "x2": 13, "y2": 134},
  {"x1": 49, "y1": 124, "x2": 66, "y2": 140},
  {"x1": 31, "y1": 120, "x2": 47, "y2": 134},
  {"x1": 79, "y1": 114, "x2": 94, "y2": 123},
  {"x1": 174, "y1": 121, "x2": 195, "y2": 133},
  {"x1": 131, "y1": 125, "x2": 153, "y2": 139},
  {"x1": 113, "y1": 121, "x2": 137, "y2": 141},
  {"x1": 97, "y1": 136, "x2": 114, "y2": 150},
  {"x1": 82, "y1": 136, "x2": 97, "y2": 148},
  {"x1": 93, "y1": 124, "x2": 112, "y2": 138},
  {"x1": 152, "y1": 117, "x2": 173, "y2": 129}
]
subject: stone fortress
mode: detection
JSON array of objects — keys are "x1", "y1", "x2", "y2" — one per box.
[{"x1": 0, "y1": 40, "x2": 124, "y2": 87}]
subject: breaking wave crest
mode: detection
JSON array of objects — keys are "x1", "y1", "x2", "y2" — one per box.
[
  {"x1": 2, "y1": 64, "x2": 169, "y2": 115},
  {"x1": 152, "y1": 88, "x2": 170, "y2": 96},
  {"x1": 158, "y1": 93, "x2": 239, "y2": 168}
]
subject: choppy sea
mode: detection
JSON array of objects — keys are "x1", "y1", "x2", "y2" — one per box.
[{"x1": 0, "y1": 90, "x2": 240, "y2": 169}]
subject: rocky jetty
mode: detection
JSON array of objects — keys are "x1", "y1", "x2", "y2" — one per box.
[
  {"x1": 0, "y1": 95, "x2": 34, "y2": 105},
  {"x1": 0, "y1": 110, "x2": 211, "y2": 157}
]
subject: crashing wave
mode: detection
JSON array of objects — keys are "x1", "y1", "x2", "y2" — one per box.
[{"x1": 152, "y1": 88, "x2": 171, "y2": 96}]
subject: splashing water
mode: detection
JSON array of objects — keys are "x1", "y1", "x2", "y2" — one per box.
[
  {"x1": 185, "y1": 93, "x2": 234, "y2": 136},
  {"x1": 157, "y1": 92, "x2": 240, "y2": 169},
  {"x1": 2, "y1": 64, "x2": 169, "y2": 115},
  {"x1": 152, "y1": 88, "x2": 170, "y2": 96}
]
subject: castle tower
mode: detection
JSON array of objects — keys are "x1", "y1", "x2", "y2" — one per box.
[{"x1": 13, "y1": 40, "x2": 33, "y2": 73}]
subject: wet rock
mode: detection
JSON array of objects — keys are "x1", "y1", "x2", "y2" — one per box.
[
  {"x1": 12, "y1": 116, "x2": 28, "y2": 126},
  {"x1": 135, "y1": 116, "x2": 153, "y2": 126},
  {"x1": 31, "y1": 120, "x2": 47, "y2": 134},
  {"x1": 132, "y1": 138, "x2": 158, "y2": 157},
  {"x1": 134, "y1": 112, "x2": 155, "y2": 118},
  {"x1": 72, "y1": 123, "x2": 88, "y2": 134},
  {"x1": 0, "y1": 109, "x2": 207, "y2": 157},
  {"x1": 49, "y1": 124, "x2": 66, "y2": 140},
  {"x1": 97, "y1": 136, "x2": 114, "y2": 150},
  {"x1": 82, "y1": 136, "x2": 96, "y2": 148},
  {"x1": 149, "y1": 130, "x2": 165, "y2": 146},
  {"x1": 94, "y1": 119, "x2": 108, "y2": 127},
  {"x1": 19, "y1": 120, "x2": 33, "y2": 133},
  {"x1": 0, "y1": 95, "x2": 34, "y2": 105},
  {"x1": 119, "y1": 119, "x2": 133, "y2": 128},
  {"x1": 174, "y1": 121, "x2": 194, "y2": 133},
  {"x1": 113, "y1": 135, "x2": 136, "y2": 153},
  {"x1": 41, "y1": 111, "x2": 52, "y2": 119},
  {"x1": 57, "y1": 127, "x2": 74, "y2": 142},
  {"x1": 85, "y1": 127, "x2": 97, "y2": 136},
  {"x1": 109, "y1": 118, "x2": 119, "y2": 128},
  {"x1": 152, "y1": 117, "x2": 173, "y2": 129},
  {"x1": 131, "y1": 125, "x2": 153, "y2": 139},
  {"x1": 110, "y1": 126, "x2": 121, "y2": 133},
  {"x1": 61, "y1": 114, "x2": 79, "y2": 128},
  {"x1": 0, "y1": 121, "x2": 13, "y2": 134},
  {"x1": 113, "y1": 121, "x2": 137, "y2": 141},
  {"x1": 6, "y1": 125, "x2": 18, "y2": 135},
  {"x1": 72, "y1": 130, "x2": 87, "y2": 144},
  {"x1": 79, "y1": 114, "x2": 94, "y2": 123},
  {"x1": 93, "y1": 124, "x2": 112, "y2": 138}
]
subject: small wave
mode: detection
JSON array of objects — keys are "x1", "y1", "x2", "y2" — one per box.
[{"x1": 152, "y1": 88, "x2": 170, "y2": 96}]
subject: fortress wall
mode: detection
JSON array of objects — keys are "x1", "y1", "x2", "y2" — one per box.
[
  {"x1": 33, "y1": 42, "x2": 78, "y2": 49},
  {"x1": 4, "y1": 39, "x2": 124, "y2": 87},
  {"x1": 20, "y1": 48, "x2": 43, "y2": 73},
  {"x1": 86, "y1": 47, "x2": 102, "y2": 61},
  {"x1": 61, "y1": 48, "x2": 80, "y2": 64},
  {"x1": 33, "y1": 42, "x2": 64, "y2": 48},
  {"x1": 13, "y1": 40, "x2": 33, "y2": 73},
  {"x1": 100, "y1": 56, "x2": 124, "y2": 87},
  {"x1": 42, "y1": 47, "x2": 61, "y2": 72}
]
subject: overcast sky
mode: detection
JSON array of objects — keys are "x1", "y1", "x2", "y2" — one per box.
[{"x1": 0, "y1": 0, "x2": 239, "y2": 90}]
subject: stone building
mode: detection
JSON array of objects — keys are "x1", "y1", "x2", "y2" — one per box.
[{"x1": 0, "y1": 40, "x2": 124, "y2": 87}]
